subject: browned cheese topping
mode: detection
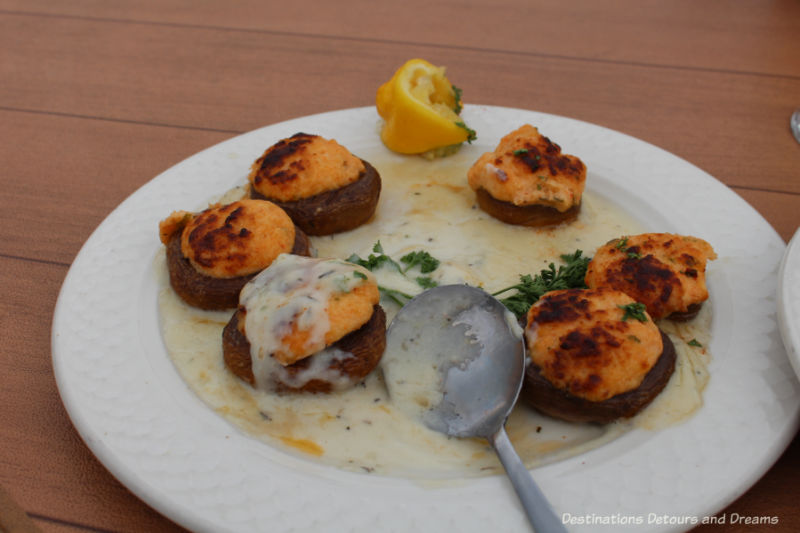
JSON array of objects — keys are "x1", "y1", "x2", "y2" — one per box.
[
  {"x1": 248, "y1": 133, "x2": 365, "y2": 202},
  {"x1": 467, "y1": 124, "x2": 586, "y2": 212},
  {"x1": 525, "y1": 288, "x2": 663, "y2": 402},
  {"x1": 160, "y1": 199, "x2": 296, "y2": 279},
  {"x1": 584, "y1": 233, "x2": 717, "y2": 320},
  {"x1": 158, "y1": 210, "x2": 192, "y2": 245}
]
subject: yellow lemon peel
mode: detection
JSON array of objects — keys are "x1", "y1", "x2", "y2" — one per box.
[{"x1": 376, "y1": 58, "x2": 475, "y2": 155}]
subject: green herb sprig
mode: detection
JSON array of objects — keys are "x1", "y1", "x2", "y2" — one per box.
[
  {"x1": 400, "y1": 250, "x2": 440, "y2": 274},
  {"x1": 619, "y1": 302, "x2": 648, "y2": 322},
  {"x1": 492, "y1": 250, "x2": 591, "y2": 318},
  {"x1": 347, "y1": 241, "x2": 441, "y2": 305},
  {"x1": 452, "y1": 85, "x2": 464, "y2": 115},
  {"x1": 455, "y1": 121, "x2": 477, "y2": 143},
  {"x1": 347, "y1": 241, "x2": 402, "y2": 273}
]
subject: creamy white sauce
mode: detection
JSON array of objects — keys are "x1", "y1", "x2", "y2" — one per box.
[
  {"x1": 636, "y1": 307, "x2": 713, "y2": 428},
  {"x1": 157, "y1": 147, "x2": 713, "y2": 478},
  {"x1": 243, "y1": 255, "x2": 330, "y2": 366},
  {"x1": 240, "y1": 254, "x2": 371, "y2": 390}
]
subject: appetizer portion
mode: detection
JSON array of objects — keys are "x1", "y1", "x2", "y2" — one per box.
[
  {"x1": 248, "y1": 133, "x2": 381, "y2": 235},
  {"x1": 467, "y1": 124, "x2": 586, "y2": 226},
  {"x1": 522, "y1": 288, "x2": 676, "y2": 423},
  {"x1": 159, "y1": 199, "x2": 311, "y2": 310},
  {"x1": 222, "y1": 254, "x2": 386, "y2": 394},
  {"x1": 584, "y1": 233, "x2": 717, "y2": 320}
]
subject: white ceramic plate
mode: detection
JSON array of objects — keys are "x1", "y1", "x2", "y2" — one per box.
[
  {"x1": 52, "y1": 106, "x2": 800, "y2": 533},
  {"x1": 779, "y1": 227, "x2": 800, "y2": 381}
]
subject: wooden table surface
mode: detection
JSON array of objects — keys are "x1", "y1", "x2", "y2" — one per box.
[{"x1": 1, "y1": 1, "x2": 799, "y2": 531}]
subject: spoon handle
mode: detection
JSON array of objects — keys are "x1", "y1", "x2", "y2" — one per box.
[{"x1": 490, "y1": 426, "x2": 567, "y2": 533}]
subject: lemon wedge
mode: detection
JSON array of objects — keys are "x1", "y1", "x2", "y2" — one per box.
[{"x1": 376, "y1": 58, "x2": 475, "y2": 156}]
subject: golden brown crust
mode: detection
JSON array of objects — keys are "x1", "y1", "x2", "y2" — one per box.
[
  {"x1": 522, "y1": 329, "x2": 676, "y2": 423},
  {"x1": 525, "y1": 288, "x2": 663, "y2": 401},
  {"x1": 250, "y1": 159, "x2": 381, "y2": 235},
  {"x1": 165, "y1": 226, "x2": 311, "y2": 310},
  {"x1": 585, "y1": 233, "x2": 716, "y2": 320},
  {"x1": 249, "y1": 133, "x2": 365, "y2": 202},
  {"x1": 222, "y1": 304, "x2": 386, "y2": 393},
  {"x1": 467, "y1": 125, "x2": 586, "y2": 217},
  {"x1": 474, "y1": 187, "x2": 581, "y2": 227},
  {"x1": 180, "y1": 200, "x2": 296, "y2": 278},
  {"x1": 158, "y1": 210, "x2": 192, "y2": 245}
]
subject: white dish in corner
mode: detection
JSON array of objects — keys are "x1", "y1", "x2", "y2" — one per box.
[{"x1": 778, "y1": 227, "x2": 800, "y2": 381}]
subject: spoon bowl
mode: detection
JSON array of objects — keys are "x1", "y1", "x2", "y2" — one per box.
[{"x1": 383, "y1": 285, "x2": 566, "y2": 532}]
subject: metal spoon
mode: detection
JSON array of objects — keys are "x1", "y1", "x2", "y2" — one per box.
[
  {"x1": 791, "y1": 109, "x2": 800, "y2": 144},
  {"x1": 383, "y1": 284, "x2": 566, "y2": 533}
]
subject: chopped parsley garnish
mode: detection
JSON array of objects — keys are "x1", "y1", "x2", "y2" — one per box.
[
  {"x1": 688, "y1": 338, "x2": 703, "y2": 348},
  {"x1": 333, "y1": 275, "x2": 355, "y2": 292},
  {"x1": 536, "y1": 175, "x2": 548, "y2": 190},
  {"x1": 455, "y1": 121, "x2": 477, "y2": 143},
  {"x1": 379, "y1": 287, "x2": 416, "y2": 307},
  {"x1": 615, "y1": 238, "x2": 642, "y2": 259},
  {"x1": 513, "y1": 148, "x2": 529, "y2": 156},
  {"x1": 347, "y1": 241, "x2": 442, "y2": 304},
  {"x1": 347, "y1": 241, "x2": 402, "y2": 273},
  {"x1": 619, "y1": 302, "x2": 648, "y2": 322},
  {"x1": 353, "y1": 271, "x2": 367, "y2": 280},
  {"x1": 415, "y1": 276, "x2": 438, "y2": 289},
  {"x1": 400, "y1": 250, "x2": 440, "y2": 274},
  {"x1": 492, "y1": 250, "x2": 591, "y2": 318},
  {"x1": 452, "y1": 85, "x2": 464, "y2": 115}
]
